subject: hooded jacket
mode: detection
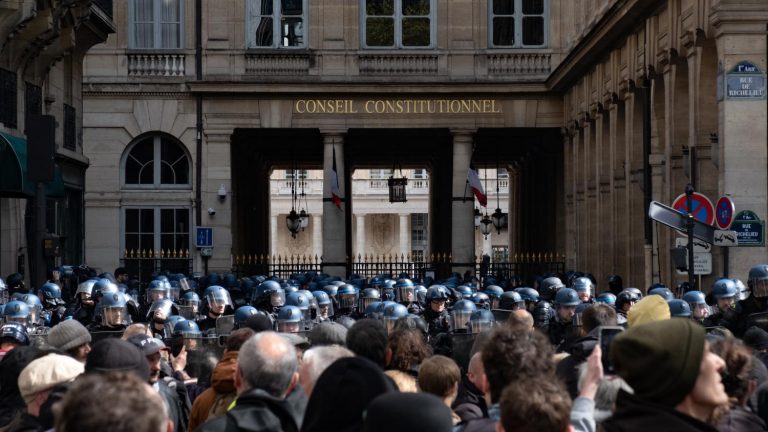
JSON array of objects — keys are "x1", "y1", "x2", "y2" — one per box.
[
  {"x1": 452, "y1": 374, "x2": 488, "y2": 423},
  {"x1": 189, "y1": 350, "x2": 238, "y2": 432},
  {"x1": 716, "y1": 405, "x2": 767, "y2": 432},
  {"x1": 602, "y1": 390, "x2": 719, "y2": 432},
  {"x1": 195, "y1": 388, "x2": 301, "y2": 432}
]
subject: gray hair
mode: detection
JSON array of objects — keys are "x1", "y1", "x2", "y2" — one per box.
[
  {"x1": 238, "y1": 331, "x2": 298, "y2": 397},
  {"x1": 302, "y1": 345, "x2": 354, "y2": 391}
]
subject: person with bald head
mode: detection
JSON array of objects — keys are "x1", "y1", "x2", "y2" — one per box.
[
  {"x1": 196, "y1": 331, "x2": 305, "y2": 432},
  {"x1": 452, "y1": 352, "x2": 488, "y2": 423}
]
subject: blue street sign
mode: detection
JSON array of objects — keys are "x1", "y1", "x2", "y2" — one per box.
[
  {"x1": 732, "y1": 211, "x2": 764, "y2": 247},
  {"x1": 195, "y1": 227, "x2": 213, "y2": 248}
]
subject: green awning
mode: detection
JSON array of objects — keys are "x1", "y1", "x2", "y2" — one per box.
[{"x1": 0, "y1": 131, "x2": 65, "y2": 198}]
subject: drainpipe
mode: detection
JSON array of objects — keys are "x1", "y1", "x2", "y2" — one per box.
[{"x1": 195, "y1": 0, "x2": 202, "y2": 226}]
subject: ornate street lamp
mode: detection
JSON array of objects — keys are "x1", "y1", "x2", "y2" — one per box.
[{"x1": 388, "y1": 160, "x2": 408, "y2": 203}]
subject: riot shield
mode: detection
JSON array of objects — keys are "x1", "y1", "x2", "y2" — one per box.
[
  {"x1": 745, "y1": 312, "x2": 768, "y2": 332},
  {"x1": 28, "y1": 327, "x2": 50, "y2": 349},
  {"x1": 491, "y1": 309, "x2": 511, "y2": 323},
  {"x1": 215, "y1": 315, "x2": 235, "y2": 336},
  {"x1": 451, "y1": 332, "x2": 477, "y2": 372},
  {"x1": 185, "y1": 336, "x2": 225, "y2": 382}
]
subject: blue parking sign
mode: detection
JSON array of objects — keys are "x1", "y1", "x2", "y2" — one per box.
[{"x1": 195, "y1": 227, "x2": 213, "y2": 248}]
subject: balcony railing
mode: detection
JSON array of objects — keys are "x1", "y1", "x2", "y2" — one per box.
[{"x1": 127, "y1": 53, "x2": 185, "y2": 77}]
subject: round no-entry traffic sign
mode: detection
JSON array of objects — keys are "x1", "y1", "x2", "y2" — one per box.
[
  {"x1": 672, "y1": 192, "x2": 715, "y2": 226},
  {"x1": 715, "y1": 196, "x2": 736, "y2": 229}
]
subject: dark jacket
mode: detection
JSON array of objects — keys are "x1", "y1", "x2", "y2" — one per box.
[
  {"x1": 158, "y1": 377, "x2": 192, "y2": 432},
  {"x1": 716, "y1": 405, "x2": 767, "y2": 432},
  {"x1": 556, "y1": 334, "x2": 598, "y2": 399},
  {"x1": 452, "y1": 375, "x2": 488, "y2": 423},
  {"x1": 195, "y1": 388, "x2": 301, "y2": 432},
  {"x1": 5, "y1": 412, "x2": 42, "y2": 432},
  {"x1": 602, "y1": 390, "x2": 719, "y2": 432}
]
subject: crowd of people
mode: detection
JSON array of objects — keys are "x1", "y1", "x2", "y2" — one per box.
[{"x1": 1, "y1": 263, "x2": 768, "y2": 431}]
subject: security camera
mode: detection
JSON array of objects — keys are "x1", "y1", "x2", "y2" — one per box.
[{"x1": 207, "y1": 207, "x2": 216, "y2": 216}]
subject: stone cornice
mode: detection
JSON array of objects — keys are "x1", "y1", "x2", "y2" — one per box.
[{"x1": 548, "y1": 0, "x2": 666, "y2": 92}]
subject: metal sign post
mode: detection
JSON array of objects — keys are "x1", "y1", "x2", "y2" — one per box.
[{"x1": 685, "y1": 184, "x2": 696, "y2": 289}]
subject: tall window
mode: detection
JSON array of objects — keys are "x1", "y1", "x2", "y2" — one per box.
[
  {"x1": 129, "y1": 0, "x2": 183, "y2": 49},
  {"x1": 369, "y1": 169, "x2": 392, "y2": 179},
  {"x1": 124, "y1": 134, "x2": 190, "y2": 188},
  {"x1": 411, "y1": 213, "x2": 427, "y2": 251},
  {"x1": 285, "y1": 169, "x2": 308, "y2": 179},
  {"x1": 247, "y1": 0, "x2": 307, "y2": 48},
  {"x1": 489, "y1": 0, "x2": 547, "y2": 48},
  {"x1": 125, "y1": 208, "x2": 189, "y2": 253},
  {"x1": 0, "y1": 69, "x2": 17, "y2": 129},
  {"x1": 362, "y1": 0, "x2": 435, "y2": 48}
]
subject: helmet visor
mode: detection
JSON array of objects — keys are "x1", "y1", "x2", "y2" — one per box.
[
  {"x1": 315, "y1": 303, "x2": 333, "y2": 320},
  {"x1": 451, "y1": 311, "x2": 472, "y2": 331},
  {"x1": 103, "y1": 306, "x2": 127, "y2": 327},
  {"x1": 277, "y1": 321, "x2": 300, "y2": 333},
  {"x1": 178, "y1": 304, "x2": 198, "y2": 320},
  {"x1": 396, "y1": 287, "x2": 414, "y2": 303},
  {"x1": 753, "y1": 279, "x2": 768, "y2": 298},
  {"x1": 339, "y1": 293, "x2": 357, "y2": 309},
  {"x1": 470, "y1": 320, "x2": 493, "y2": 334},
  {"x1": 270, "y1": 291, "x2": 285, "y2": 307}
]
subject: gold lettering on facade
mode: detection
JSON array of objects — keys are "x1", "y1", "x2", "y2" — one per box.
[{"x1": 294, "y1": 99, "x2": 502, "y2": 114}]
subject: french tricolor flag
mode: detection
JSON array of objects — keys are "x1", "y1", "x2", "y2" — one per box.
[
  {"x1": 331, "y1": 146, "x2": 342, "y2": 210},
  {"x1": 468, "y1": 163, "x2": 486, "y2": 207}
]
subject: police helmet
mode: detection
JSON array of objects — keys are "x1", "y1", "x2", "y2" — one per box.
[
  {"x1": 451, "y1": 299, "x2": 477, "y2": 331},
  {"x1": 711, "y1": 279, "x2": 738, "y2": 300},
  {"x1": 0, "y1": 322, "x2": 29, "y2": 346},
  {"x1": 554, "y1": 288, "x2": 580, "y2": 308},
  {"x1": 100, "y1": 292, "x2": 129, "y2": 327},
  {"x1": 455, "y1": 285, "x2": 473, "y2": 299},
  {"x1": 383, "y1": 303, "x2": 408, "y2": 334},
  {"x1": 40, "y1": 282, "x2": 64, "y2": 306},
  {"x1": 234, "y1": 306, "x2": 258, "y2": 328},
  {"x1": 668, "y1": 299, "x2": 692, "y2": 318},
  {"x1": 616, "y1": 289, "x2": 641, "y2": 311},
  {"x1": 276, "y1": 305, "x2": 303, "y2": 333},
  {"x1": 572, "y1": 277, "x2": 595, "y2": 298},
  {"x1": 146, "y1": 279, "x2": 169, "y2": 303},
  {"x1": 2, "y1": 300, "x2": 30, "y2": 325},
  {"x1": 206, "y1": 285, "x2": 232, "y2": 312},
  {"x1": 514, "y1": 287, "x2": 540, "y2": 303},
  {"x1": 359, "y1": 288, "x2": 381, "y2": 313},
  {"x1": 595, "y1": 292, "x2": 616, "y2": 305},
  {"x1": 748, "y1": 264, "x2": 768, "y2": 298},
  {"x1": 733, "y1": 279, "x2": 749, "y2": 301},
  {"x1": 498, "y1": 291, "x2": 525, "y2": 311},
  {"x1": 648, "y1": 286, "x2": 674, "y2": 301},
  {"x1": 470, "y1": 292, "x2": 491, "y2": 310},
  {"x1": 682, "y1": 290, "x2": 707, "y2": 306},
  {"x1": 255, "y1": 280, "x2": 286, "y2": 307},
  {"x1": 181, "y1": 291, "x2": 200, "y2": 306},
  {"x1": 538, "y1": 277, "x2": 565, "y2": 301},
  {"x1": 426, "y1": 285, "x2": 449, "y2": 302},
  {"x1": 173, "y1": 319, "x2": 202, "y2": 338},
  {"x1": 337, "y1": 284, "x2": 358, "y2": 310},
  {"x1": 76, "y1": 279, "x2": 97, "y2": 297},
  {"x1": 321, "y1": 285, "x2": 338, "y2": 298}
]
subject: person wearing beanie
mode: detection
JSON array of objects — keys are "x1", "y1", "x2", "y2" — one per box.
[
  {"x1": 47, "y1": 320, "x2": 92, "y2": 363},
  {"x1": 603, "y1": 319, "x2": 728, "y2": 432},
  {"x1": 627, "y1": 295, "x2": 671, "y2": 327},
  {"x1": 9, "y1": 353, "x2": 84, "y2": 431}
]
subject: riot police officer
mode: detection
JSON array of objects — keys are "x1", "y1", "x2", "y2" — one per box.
[
  {"x1": 311, "y1": 291, "x2": 334, "y2": 323},
  {"x1": 40, "y1": 282, "x2": 67, "y2": 327},
  {"x1": 395, "y1": 279, "x2": 423, "y2": 315},
  {"x1": 89, "y1": 292, "x2": 130, "y2": 332},
  {"x1": 615, "y1": 289, "x2": 641, "y2": 326},
  {"x1": 423, "y1": 285, "x2": 451, "y2": 338},
  {"x1": 682, "y1": 290, "x2": 709, "y2": 325},
  {"x1": 703, "y1": 278, "x2": 738, "y2": 329},
  {"x1": 548, "y1": 288, "x2": 580, "y2": 351},
  {"x1": 147, "y1": 299, "x2": 179, "y2": 339},
  {"x1": 252, "y1": 280, "x2": 285, "y2": 322},
  {"x1": 668, "y1": 299, "x2": 692, "y2": 318},
  {"x1": 648, "y1": 286, "x2": 674, "y2": 301},
  {"x1": 450, "y1": 299, "x2": 477, "y2": 333},
  {"x1": 334, "y1": 284, "x2": 359, "y2": 319},
  {"x1": 732, "y1": 264, "x2": 768, "y2": 337},
  {"x1": 72, "y1": 279, "x2": 97, "y2": 326},
  {"x1": 533, "y1": 276, "x2": 563, "y2": 330},
  {"x1": 572, "y1": 277, "x2": 595, "y2": 304},
  {"x1": 514, "y1": 287, "x2": 540, "y2": 313},
  {"x1": 196, "y1": 285, "x2": 232, "y2": 333}
]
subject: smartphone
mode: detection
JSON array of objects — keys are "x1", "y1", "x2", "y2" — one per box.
[{"x1": 597, "y1": 326, "x2": 624, "y2": 374}]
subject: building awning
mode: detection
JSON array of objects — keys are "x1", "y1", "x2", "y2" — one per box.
[{"x1": 0, "y1": 131, "x2": 65, "y2": 198}]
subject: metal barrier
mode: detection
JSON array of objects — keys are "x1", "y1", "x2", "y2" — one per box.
[{"x1": 121, "y1": 249, "x2": 193, "y2": 286}]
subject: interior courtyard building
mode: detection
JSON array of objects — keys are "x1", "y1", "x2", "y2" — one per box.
[{"x1": 1, "y1": 0, "x2": 766, "y2": 291}]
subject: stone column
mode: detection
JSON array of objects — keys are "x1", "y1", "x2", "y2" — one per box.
[
  {"x1": 321, "y1": 132, "x2": 347, "y2": 277},
  {"x1": 399, "y1": 213, "x2": 410, "y2": 258},
  {"x1": 450, "y1": 129, "x2": 476, "y2": 275},
  {"x1": 203, "y1": 132, "x2": 232, "y2": 272},
  {"x1": 312, "y1": 214, "x2": 322, "y2": 259},
  {"x1": 711, "y1": 1, "x2": 768, "y2": 278},
  {"x1": 270, "y1": 216, "x2": 278, "y2": 255},
  {"x1": 355, "y1": 214, "x2": 366, "y2": 258}
]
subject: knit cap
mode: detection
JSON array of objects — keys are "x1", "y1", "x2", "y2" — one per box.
[
  {"x1": 18, "y1": 354, "x2": 84, "y2": 404},
  {"x1": 611, "y1": 319, "x2": 704, "y2": 407},
  {"x1": 85, "y1": 338, "x2": 150, "y2": 382},
  {"x1": 364, "y1": 392, "x2": 453, "y2": 432},
  {"x1": 47, "y1": 320, "x2": 92, "y2": 351},
  {"x1": 627, "y1": 295, "x2": 671, "y2": 327}
]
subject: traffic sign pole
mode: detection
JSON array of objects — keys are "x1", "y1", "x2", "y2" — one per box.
[{"x1": 686, "y1": 184, "x2": 695, "y2": 290}]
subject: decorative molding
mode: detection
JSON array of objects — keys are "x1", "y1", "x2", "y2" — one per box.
[
  {"x1": 127, "y1": 53, "x2": 186, "y2": 77},
  {"x1": 358, "y1": 54, "x2": 438, "y2": 75},
  {"x1": 486, "y1": 52, "x2": 551, "y2": 76},
  {"x1": 244, "y1": 52, "x2": 312, "y2": 75}
]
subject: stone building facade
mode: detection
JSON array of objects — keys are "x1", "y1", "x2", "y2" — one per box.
[
  {"x1": 80, "y1": 0, "x2": 767, "y2": 290},
  {"x1": 0, "y1": 0, "x2": 114, "y2": 286}
]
